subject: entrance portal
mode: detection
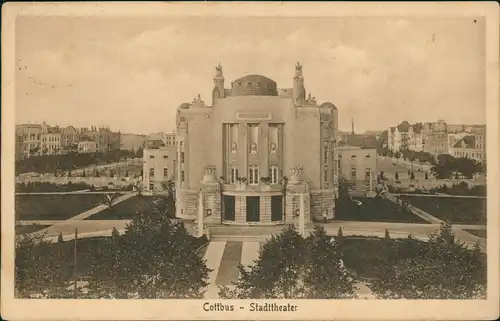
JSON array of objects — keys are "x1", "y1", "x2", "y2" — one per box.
[
  {"x1": 224, "y1": 195, "x2": 235, "y2": 221},
  {"x1": 271, "y1": 196, "x2": 283, "y2": 221},
  {"x1": 246, "y1": 196, "x2": 260, "y2": 222}
]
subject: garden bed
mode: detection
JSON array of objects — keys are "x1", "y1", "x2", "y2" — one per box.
[
  {"x1": 16, "y1": 194, "x2": 106, "y2": 220},
  {"x1": 400, "y1": 196, "x2": 486, "y2": 225},
  {"x1": 334, "y1": 196, "x2": 428, "y2": 224}
]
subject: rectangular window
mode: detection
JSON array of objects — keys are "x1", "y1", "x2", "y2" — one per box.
[
  {"x1": 365, "y1": 168, "x2": 371, "y2": 181},
  {"x1": 270, "y1": 165, "x2": 279, "y2": 184},
  {"x1": 163, "y1": 155, "x2": 168, "y2": 159},
  {"x1": 230, "y1": 166, "x2": 239, "y2": 184},
  {"x1": 324, "y1": 169, "x2": 329, "y2": 186},
  {"x1": 249, "y1": 124, "x2": 259, "y2": 148},
  {"x1": 249, "y1": 165, "x2": 259, "y2": 185},
  {"x1": 181, "y1": 170, "x2": 185, "y2": 182},
  {"x1": 149, "y1": 168, "x2": 154, "y2": 177},
  {"x1": 150, "y1": 155, "x2": 154, "y2": 159},
  {"x1": 149, "y1": 183, "x2": 154, "y2": 191},
  {"x1": 164, "y1": 168, "x2": 168, "y2": 177},
  {"x1": 181, "y1": 152, "x2": 185, "y2": 163},
  {"x1": 324, "y1": 150, "x2": 328, "y2": 164}
]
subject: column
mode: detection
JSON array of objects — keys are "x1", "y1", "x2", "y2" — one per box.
[
  {"x1": 299, "y1": 193, "x2": 305, "y2": 236},
  {"x1": 197, "y1": 192, "x2": 204, "y2": 237}
]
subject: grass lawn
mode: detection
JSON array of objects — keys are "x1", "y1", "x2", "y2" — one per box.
[
  {"x1": 16, "y1": 194, "x2": 106, "y2": 221},
  {"x1": 464, "y1": 229, "x2": 487, "y2": 238},
  {"x1": 400, "y1": 196, "x2": 486, "y2": 225},
  {"x1": 16, "y1": 224, "x2": 50, "y2": 235},
  {"x1": 334, "y1": 196, "x2": 428, "y2": 224},
  {"x1": 86, "y1": 195, "x2": 156, "y2": 220}
]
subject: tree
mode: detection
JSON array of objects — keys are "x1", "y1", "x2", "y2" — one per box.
[
  {"x1": 425, "y1": 172, "x2": 428, "y2": 179},
  {"x1": 410, "y1": 172, "x2": 415, "y2": 180},
  {"x1": 82, "y1": 171, "x2": 86, "y2": 177},
  {"x1": 219, "y1": 225, "x2": 356, "y2": 299},
  {"x1": 85, "y1": 210, "x2": 210, "y2": 299},
  {"x1": 371, "y1": 222, "x2": 486, "y2": 299},
  {"x1": 15, "y1": 233, "x2": 74, "y2": 298},
  {"x1": 103, "y1": 193, "x2": 120, "y2": 208}
]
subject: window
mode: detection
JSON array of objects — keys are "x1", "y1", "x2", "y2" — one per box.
[
  {"x1": 149, "y1": 183, "x2": 154, "y2": 191},
  {"x1": 164, "y1": 168, "x2": 168, "y2": 177},
  {"x1": 230, "y1": 166, "x2": 239, "y2": 184},
  {"x1": 181, "y1": 170, "x2": 185, "y2": 182},
  {"x1": 150, "y1": 155, "x2": 154, "y2": 159},
  {"x1": 249, "y1": 165, "x2": 259, "y2": 185},
  {"x1": 365, "y1": 154, "x2": 371, "y2": 158},
  {"x1": 270, "y1": 165, "x2": 279, "y2": 184},
  {"x1": 324, "y1": 169, "x2": 329, "y2": 186},
  {"x1": 351, "y1": 168, "x2": 356, "y2": 181},
  {"x1": 351, "y1": 155, "x2": 356, "y2": 158},
  {"x1": 180, "y1": 152, "x2": 185, "y2": 163},
  {"x1": 149, "y1": 168, "x2": 154, "y2": 177},
  {"x1": 324, "y1": 150, "x2": 328, "y2": 164},
  {"x1": 365, "y1": 168, "x2": 371, "y2": 181},
  {"x1": 163, "y1": 155, "x2": 168, "y2": 159}
]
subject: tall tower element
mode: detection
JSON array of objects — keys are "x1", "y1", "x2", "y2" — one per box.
[
  {"x1": 293, "y1": 62, "x2": 306, "y2": 106},
  {"x1": 212, "y1": 63, "x2": 225, "y2": 102},
  {"x1": 351, "y1": 117, "x2": 355, "y2": 135}
]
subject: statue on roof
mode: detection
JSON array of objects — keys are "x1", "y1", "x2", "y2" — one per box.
[
  {"x1": 295, "y1": 61, "x2": 303, "y2": 77},
  {"x1": 215, "y1": 63, "x2": 223, "y2": 77}
]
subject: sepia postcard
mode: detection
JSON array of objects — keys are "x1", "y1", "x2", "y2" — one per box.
[{"x1": 1, "y1": 2, "x2": 499, "y2": 320}]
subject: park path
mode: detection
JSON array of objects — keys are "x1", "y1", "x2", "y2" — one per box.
[
  {"x1": 383, "y1": 193, "x2": 444, "y2": 224},
  {"x1": 32, "y1": 192, "x2": 136, "y2": 237}
]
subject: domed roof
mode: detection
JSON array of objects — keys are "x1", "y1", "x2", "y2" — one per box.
[
  {"x1": 320, "y1": 102, "x2": 337, "y2": 110},
  {"x1": 230, "y1": 74, "x2": 278, "y2": 97}
]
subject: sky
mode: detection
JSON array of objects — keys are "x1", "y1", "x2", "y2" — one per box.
[{"x1": 15, "y1": 16, "x2": 486, "y2": 134}]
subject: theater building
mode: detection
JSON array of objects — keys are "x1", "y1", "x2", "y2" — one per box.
[{"x1": 175, "y1": 63, "x2": 339, "y2": 226}]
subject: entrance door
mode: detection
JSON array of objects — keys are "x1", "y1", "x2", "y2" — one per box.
[
  {"x1": 224, "y1": 195, "x2": 235, "y2": 221},
  {"x1": 271, "y1": 196, "x2": 283, "y2": 221},
  {"x1": 246, "y1": 196, "x2": 260, "y2": 222}
]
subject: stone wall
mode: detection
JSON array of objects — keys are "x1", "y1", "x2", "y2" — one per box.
[
  {"x1": 177, "y1": 190, "x2": 198, "y2": 219},
  {"x1": 310, "y1": 189, "x2": 335, "y2": 220}
]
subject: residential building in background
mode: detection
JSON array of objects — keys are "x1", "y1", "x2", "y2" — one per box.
[
  {"x1": 61, "y1": 126, "x2": 80, "y2": 153},
  {"x1": 422, "y1": 120, "x2": 448, "y2": 156},
  {"x1": 147, "y1": 132, "x2": 176, "y2": 147},
  {"x1": 143, "y1": 145, "x2": 176, "y2": 194},
  {"x1": 78, "y1": 140, "x2": 98, "y2": 153},
  {"x1": 176, "y1": 63, "x2": 339, "y2": 223},
  {"x1": 120, "y1": 133, "x2": 146, "y2": 152},
  {"x1": 40, "y1": 127, "x2": 62, "y2": 155},
  {"x1": 16, "y1": 124, "x2": 42, "y2": 159}
]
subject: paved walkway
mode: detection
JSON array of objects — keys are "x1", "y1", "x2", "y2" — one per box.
[{"x1": 32, "y1": 192, "x2": 136, "y2": 237}]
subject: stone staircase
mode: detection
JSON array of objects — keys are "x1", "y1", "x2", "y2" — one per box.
[{"x1": 208, "y1": 224, "x2": 293, "y2": 242}]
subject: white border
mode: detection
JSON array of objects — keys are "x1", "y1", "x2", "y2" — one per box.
[{"x1": 2, "y1": 2, "x2": 499, "y2": 320}]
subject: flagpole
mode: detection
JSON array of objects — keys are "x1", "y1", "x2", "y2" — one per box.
[{"x1": 73, "y1": 228, "x2": 78, "y2": 298}]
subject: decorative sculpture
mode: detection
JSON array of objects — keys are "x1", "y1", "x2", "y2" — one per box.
[
  {"x1": 231, "y1": 142, "x2": 238, "y2": 152},
  {"x1": 250, "y1": 143, "x2": 257, "y2": 153},
  {"x1": 290, "y1": 164, "x2": 304, "y2": 177},
  {"x1": 204, "y1": 164, "x2": 216, "y2": 175},
  {"x1": 270, "y1": 142, "x2": 277, "y2": 153}
]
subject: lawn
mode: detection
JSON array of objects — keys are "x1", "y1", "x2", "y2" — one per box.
[
  {"x1": 334, "y1": 196, "x2": 428, "y2": 224},
  {"x1": 16, "y1": 194, "x2": 107, "y2": 221},
  {"x1": 338, "y1": 236, "x2": 487, "y2": 280},
  {"x1": 463, "y1": 229, "x2": 487, "y2": 238},
  {"x1": 400, "y1": 196, "x2": 486, "y2": 225},
  {"x1": 16, "y1": 224, "x2": 50, "y2": 235},
  {"x1": 86, "y1": 195, "x2": 157, "y2": 220}
]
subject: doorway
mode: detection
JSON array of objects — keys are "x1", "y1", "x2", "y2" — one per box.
[
  {"x1": 271, "y1": 196, "x2": 283, "y2": 221},
  {"x1": 246, "y1": 196, "x2": 260, "y2": 222},
  {"x1": 223, "y1": 195, "x2": 235, "y2": 221}
]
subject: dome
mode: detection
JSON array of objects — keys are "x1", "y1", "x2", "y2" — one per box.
[
  {"x1": 230, "y1": 74, "x2": 278, "y2": 97},
  {"x1": 320, "y1": 102, "x2": 337, "y2": 110},
  {"x1": 178, "y1": 103, "x2": 191, "y2": 109}
]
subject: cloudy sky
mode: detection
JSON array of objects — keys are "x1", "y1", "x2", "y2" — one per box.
[{"x1": 16, "y1": 16, "x2": 485, "y2": 134}]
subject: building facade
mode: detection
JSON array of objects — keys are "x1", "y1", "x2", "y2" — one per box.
[
  {"x1": 422, "y1": 120, "x2": 448, "y2": 156},
  {"x1": 61, "y1": 126, "x2": 80, "y2": 153},
  {"x1": 120, "y1": 133, "x2": 146, "y2": 152},
  {"x1": 337, "y1": 146, "x2": 377, "y2": 196},
  {"x1": 175, "y1": 63, "x2": 339, "y2": 225},
  {"x1": 17, "y1": 124, "x2": 42, "y2": 159},
  {"x1": 78, "y1": 140, "x2": 98, "y2": 153},
  {"x1": 41, "y1": 129, "x2": 62, "y2": 155},
  {"x1": 143, "y1": 146, "x2": 176, "y2": 194}
]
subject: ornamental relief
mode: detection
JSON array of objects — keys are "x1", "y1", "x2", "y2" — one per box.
[{"x1": 296, "y1": 111, "x2": 318, "y2": 120}]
